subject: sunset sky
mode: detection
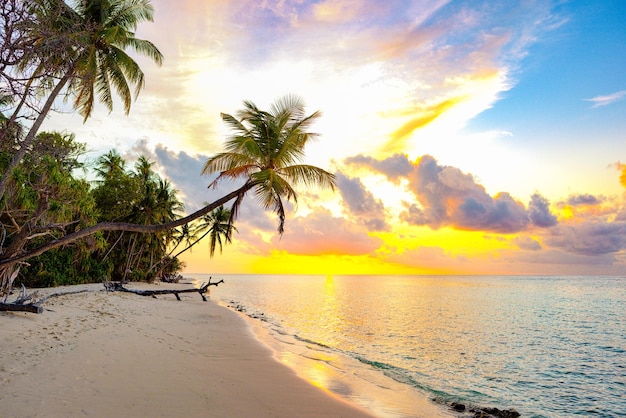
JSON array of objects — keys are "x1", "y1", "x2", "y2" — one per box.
[{"x1": 43, "y1": 0, "x2": 626, "y2": 275}]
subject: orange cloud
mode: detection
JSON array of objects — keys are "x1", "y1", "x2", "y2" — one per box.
[
  {"x1": 385, "y1": 96, "x2": 465, "y2": 154},
  {"x1": 617, "y1": 162, "x2": 626, "y2": 188},
  {"x1": 270, "y1": 208, "x2": 382, "y2": 256}
]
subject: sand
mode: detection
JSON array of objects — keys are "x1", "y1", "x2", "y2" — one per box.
[{"x1": 0, "y1": 283, "x2": 373, "y2": 417}]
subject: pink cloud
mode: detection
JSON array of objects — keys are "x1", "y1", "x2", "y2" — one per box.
[{"x1": 270, "y1": 208, "x2": 382, "y2": 255}]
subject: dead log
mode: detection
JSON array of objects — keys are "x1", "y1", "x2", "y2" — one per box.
[
  {"x1": 1, "y1": 288, "x2": 97, "y2": 314},
  {"x1": 104, "y1": 277, "x2": 223, "y2": 301},
  {"x1": 0, "y1": 279, "x2": 223, "y2": 314},
  {"x1": 0, "y1": 302, "x2": 43, "y2": 313}
]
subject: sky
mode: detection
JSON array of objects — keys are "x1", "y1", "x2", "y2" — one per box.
[{"x1": 43, "y1": 0, "x2": 626, "y2": 275}]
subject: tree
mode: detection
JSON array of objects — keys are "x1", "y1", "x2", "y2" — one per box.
[
  {"x1": 204, "y1": 205, "x2": 235, "y2": 258},
  {"x1": 149, "y1": 205, "x2": 235, "y2": 278},
  {"x1": 0, "y1": 0, "x2": 163, "y2": 203},
  {"x1": 0, "y1": 95, "x2": 335, "y2": 300},
  {"x1": 203, "y1": 94, "x2": 336, "y2": 234},
  {"x1": 174, "y1": 205, "x2": 235, "y2": 259},
  {"x1": 92, "y1": 153, "x2": 184, "y2": 282},
  {"x1": 0, "y1": 131, "x2": 101, "y2": 299}
]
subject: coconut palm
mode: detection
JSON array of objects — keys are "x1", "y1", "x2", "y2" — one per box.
[
  {"x1": 94, "y1": 150, "x2": 127, "y2": 181},
  {"x1": 202, "y1": 94, "x2": 335, "y2": 234},
  {"x1": 150, "y1": 205, "x2": 236, "y2": 277},
  {"x1": 203, "y1": 205, "x2": 235, "y2": 257}
]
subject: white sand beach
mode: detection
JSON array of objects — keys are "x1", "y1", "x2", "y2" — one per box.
[{"x1": 0, "y1": 283, "x2": 373, "y2": 417}]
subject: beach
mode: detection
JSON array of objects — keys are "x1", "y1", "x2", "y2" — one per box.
[{"x1": 0, "y1": 283, "x2": 373, "y2": 417}]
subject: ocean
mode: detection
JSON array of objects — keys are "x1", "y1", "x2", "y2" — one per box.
[{"x1": 191, "y1": 274, "x2": 625, "y2": 417}]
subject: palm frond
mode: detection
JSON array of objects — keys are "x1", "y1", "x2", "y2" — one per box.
[
  {"x1": 107, "y1": 45, "x2": 144, "y2": 98},
  {"x1": 278, "y1": 164, "x2": 336, "y2": 190},
  {"x1": 107, "y1": 0, "x2": 156, "y2": 29},
  {"x1": 95, "y1": 59, "x2": 114, "y2": 112},
  {"x1": 123, "y1": 37, "x2": 163, "y2": 66},
  {"x1": 202, "y1": 152, "x2": 257, "y2": 175}
]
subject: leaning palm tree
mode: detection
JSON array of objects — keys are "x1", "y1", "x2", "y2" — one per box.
[
  {"x1": 0, "y1": 0, "x2": 163, "y2": 203},
  {"x1": 203, "y1": 94, "x2": 336, "y2": 234}
]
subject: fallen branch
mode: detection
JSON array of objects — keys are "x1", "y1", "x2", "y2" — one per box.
[
  {"x1": 0, "y1": 279, "x2": 224, "y2": 314},
  {"x1": 0, "y1": 284, "x2": 42, "y2": 313},
  {"x1": 0, "y1": 302, "x2": 43, "y2": 313},
  {"x1": 104, "y1": 277, "x2": 224, "y2": 301},
  {"x1": 1, "y1": 288, "x2": 97, "y2": 314},
  {"x1": 36, "y1": 288, "x2": 95, "y2": 305}
]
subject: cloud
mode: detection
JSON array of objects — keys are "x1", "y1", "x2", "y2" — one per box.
[
  {"x1": 385, "y1": 96, "x2": 465, "y2": 153},
  {"x1": 513, "y1": 236, "x2": 542, "y2": 251},
  {"x1": 555, "y1": 193, "x2": 621, "y2": 219},
  {"x1": 346, "y1": 153, "x2": 559, "y2": 233},
  {"x1": 528, "y1": 193, "x2": 558, "y2": 227},
  {"x1": 404, "y1": 155, "x2": 554, "y2": 233},
  {"x1": 585, "y1": 90, "x2": 626, "y2": 108},
  {"x1": 311, "y1": 0, "x2": 369, "y2": 23},
  {"x1": 335, "y1": 172, "x2": 389, "y2": 231},
  {"x1": 384, "y1": 245, "x2": 469, "y2": 272},
  {"x1": 565, "y1": 193, "x2": 603, "y2": 206},
  {"x1": 344, "y1": 154, "x2": 413, "y2": 183},
  {"x1": 616, "y1": 162, "x2": 626, "y2": 189},
  {"x1": 505, "y1": 248, "x2": 619, "y2": 270},
  {"x1": 400, "y1": 202, "x2": 430, "y2": 226},
  {"x1": 270, "y1": 207, "x2": 382, "y2": 255},
  {"x1": 542, "y1": 221, "x2": 626, "y2": 256}
]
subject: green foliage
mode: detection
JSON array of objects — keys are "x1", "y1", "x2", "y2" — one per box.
[
  {"x1": 90, "y1": 151, "x2": 184, "y2": 283},
  {"x1": 20, "y1": 247, "x2": 112, "y2": 288},
  {"x1": 1, "y1": 129, "x2": 186, "y2": 288},
  {"x1": 203, "y1": 95, "x2": 335, "y2": 234}
]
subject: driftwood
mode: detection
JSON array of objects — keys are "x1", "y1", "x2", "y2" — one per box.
[
  {"x1": 1, "y1": 278, "x2": 223, "y2": 314},
  {"x1": 0, "y1": 285, "x2": 43, "y2": 313},
  {"x1": 104, "y1": 278, "x2": 224, "y2": 301},
  {"x1": 1, "y1": 288, "x2": 98, "y2": 314},
  {"x1": 0, "y1": 302, "x2": 43, "y2": 313}
]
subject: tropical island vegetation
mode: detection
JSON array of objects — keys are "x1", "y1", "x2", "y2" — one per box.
[{"x1": 0, "y1": 0, "x2": 335, "y2": 309}]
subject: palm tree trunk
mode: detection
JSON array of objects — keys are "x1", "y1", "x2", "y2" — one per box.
[
  {"x1": 0, "y1": 74, "x2": 35, "y2": 141},
  {"x1": 149, "y1": 228, "x2": 212, "y2": 276},
  {"x1": 0, "y1": 69, "x2": 73, "y2": 202},
  {"x1": 170, "y1": 230, "x2": 212, "y2": 261}
]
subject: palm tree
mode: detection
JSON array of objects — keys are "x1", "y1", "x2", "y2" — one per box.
[
  {"x1": 175, "y1": 205, "x2": 236, "y2": 259},
  {"x1": 150, "y1": 205, "x2": 236, "y2": 278},
  {"x1": 94, "y1": 150, "x2": 127, "y2": 180},
  {"x1": 0, "y1": 0, "x2": 163, "y2": 202},
  {"x1": 202, "y1": 94, "x2": 336, "y2": 234},
  {"x1": 204, "y1": 205, "x2": 234, "y2": 257}
]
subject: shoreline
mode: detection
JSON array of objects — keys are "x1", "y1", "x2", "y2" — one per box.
[
  {"x1": 220, "y1": 296, "x2": 456, "y2": 418},
  {"x1": 0, "y1": 283, "x2": 373, "y2": 417}
]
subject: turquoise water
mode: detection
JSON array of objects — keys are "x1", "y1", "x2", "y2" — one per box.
[{"x1": 193, "y1": 274, "x2": 625, "y2": 417}]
